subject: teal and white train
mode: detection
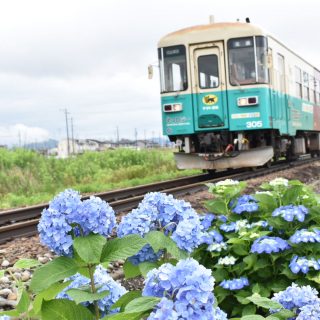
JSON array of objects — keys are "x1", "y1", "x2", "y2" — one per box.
[{"x1": 157, "y1": 20, "x2": 320, "y2": 170}]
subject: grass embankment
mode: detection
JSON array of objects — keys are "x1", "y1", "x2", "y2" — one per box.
[{"x1": 0, "y1": 148, "x2": 199, "y2": 210}]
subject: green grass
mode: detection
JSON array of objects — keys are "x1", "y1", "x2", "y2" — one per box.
[{"x1": 0, "y1": 148, "x2": 200, "y2": 209}]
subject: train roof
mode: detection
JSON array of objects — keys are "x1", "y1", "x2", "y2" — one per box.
[{"x1": 158, "y1": 22, "x2": 266, "y2": 47}]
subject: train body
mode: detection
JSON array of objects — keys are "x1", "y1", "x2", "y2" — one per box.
[{"x1": 157, "y1": 21, "x2": 320, "y2": 170}]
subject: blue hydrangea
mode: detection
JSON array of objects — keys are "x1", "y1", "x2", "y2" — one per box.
[
  {"x1": 297, "y1": 300, "x2": 320, "y2": 319},
  {"x1": 202, "y1": 230, "x2": 224, "y2": 245},
  {"x1": 38, "y1": 189, "x2": 117, "y2": 256},
  {"x1": 272, "y1": 205, "x2": 309, "y2": 222},
  {"x1": 72, "y1": 196, "x2": 116, "y2": 237},
  {"x1": 38, "y1": 208, "x2": 73, "y2": 256},
  {"x1": 57, "y1": 265, "x2": 126, "y2": 317},
  {"x1": 220, "y1": 277, "x2": 249, "y2": 290},
  {"x1": 231, "y1": 195, "x2": 259, "y2": 214},
  {"x1": 171, "y1": 215, "x2": 207, "y2": 253},
  {"x1": 128, "y1": 244, "x2": 163, "y2": 265},
  {"x1": 289, "y1": 229, "x2": 320, "y2": 244},
  {"x1": 289, "y1": 255, "x2": 320, "y2": 274},
  {"x1": 248, "y1": 220, "x2": 269, "y2": 228},
  {"x1": 271, "y1": 283, "x2": 319, "y2": 313},
  {"x1": 251, "y1": 236, "x2": 290, "y2": 254},
  {"x1": 199, "y1": 213, "x2": 216, "y2": 229},
  {"x1": 0, "y1": 316, "x2": 11, "y2": 320},
  {"x1": 220, "y1": 220, "x2": 249, "y2": 233},
  {"x1": 143, "y1": 258, "x2": 226, "y2": 320},
  {"x1": 147, "y1": 297, "x2": 178, "y2": 320}
]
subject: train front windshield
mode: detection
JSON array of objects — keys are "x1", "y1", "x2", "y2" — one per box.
[
  {"x1": 228, "y1": 36, "x2": 268, "y2": 85},
  {"x1": 158, "y1": 45, "x2": 187, "y2": 93}
]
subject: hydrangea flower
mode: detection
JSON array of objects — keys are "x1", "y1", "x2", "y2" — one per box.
[
  {"x1": 128, "y1": 244, "x2": 163, "y2": 265},
  {"x1": 143, "y1": 258, "x2": 227, "y2": 320},
  {"x1": 271, "y1": 283, "x2": 319, "y2": 313},
  {"x1": 218, "y1": 256, "x2": 237, "y2": 265},
  {"x1": 71, "y1": 196, "x2": 116, "y2": 237},
  {"x1": 251, "y1": 236, "x2": 290, "y2": 254},
  {"x1": 207, "y1": 242, "x2": 228, "y2": 252},
  {"x1": 289, "y1": 255, "x2": 320, "y2": 274},
  {"x1": 297, "y1": 300, "x2": 320, "y2": 319},
  {"x1": 269, "y1": 177, "x2": 289, "y2": 187},
  {"x1": 289, "y1": 229, "x2": 320, "y2": 244},
  {"x1": 202, "y1": 230, "x2": 224, "y2": 245},
  {"x1": 57, "y1": 265, "x2": 126, "y2": 317},
  {"x1": 216, "y1": 179, "x2": 239, "y2": 186},
  {"x1": 199, "y1": 213, "x2": 216, "y2": 229},
  {"x1": 220, "y1": 220, "x2": 249, "y2": 233},
  {"x1": 0, "y1": 316, "x2": 11, "y2": 320},
  {"x1": 231, "y1": 195, "x2": 259, "y2": 214},
  {"x1": 220, "y1": 277, "x2": 249, "y2": 290},
  {"x1": 272, "y1": 205, "x2": 309, "y2": 222},
  {"x1": 248, "y1": 220, "x2": 268, "y2": 228},
  {"x1": 118, "y1": 192, "x2": 211, "y2": 261},
  {"x1": 38, "y1": 189, "x2": 117, "y2": 256}
]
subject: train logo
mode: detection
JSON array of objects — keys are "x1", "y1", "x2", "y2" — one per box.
[{"x1": 202, "y1": 94, "x2": 218, "y2": 105}]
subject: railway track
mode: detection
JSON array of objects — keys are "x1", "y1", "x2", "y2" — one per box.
[{"x1": 0, "y1": 156, "x2": 318, "y2": 243}]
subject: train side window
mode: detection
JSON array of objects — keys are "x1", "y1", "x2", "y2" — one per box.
[
  {"x1": 302, "y1": 72, "x2": 310, "y2": 101},
  {"x1": 198, "y1": 54, "x2": 219, "y2": 89},
  {"x1": 295, "y1": 67, "x2": 302, "y2": 98},
  {"x1": 309, "y1": 76, "x2": 315, "y2": 103},
  {"x1": 277, "y1": 54, "x2": 285, "y2": 92}
]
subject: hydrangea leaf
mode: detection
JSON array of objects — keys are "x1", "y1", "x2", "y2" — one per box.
[
  {"x1": 282, "y1": 185, "x2": 303, "y2": 205},
  {"x1": 138, "y1": 261, "x2": 159, "y2": 277},
  {"x1": 266, "y1": 309, "x2": 296, "y2": 320},
  {"x1": 144, "y1": 230, "x2": 188, "y2": 259},
  {"x1": 240, "y1": 316, "x2": 266, "y2": 320},
  {"x1": 33, "y1": 280, "x2": 73, "y2": 315},
  {"x1": 123, "y1": 260, "x2": 141, "y2": 279},
  {"x1": 102, "y1": 311, "x2": 147, "y2": 320},
  {"x1": 30, "y1": 257, "x2": 79, "y2": 293},
  {"x1": 110, "y1": 290, "x2": 142, "y2": 311},
  {"x1": 243, "y1": 254, "x2": 257, "y2": 270},
  {"x1": 242, "y1": 304, "x2": 256, "y2": 316},
  {"x1": 101, "y1": 234, "x2": 147, "y2": 265},
  {"x1": 14, "y1": 258, "x2": 41, "y2": 269},
  {"x1": 73, "y1": 234, "x2": 106, "y2": 264},
  {"x1": 246, "y1": 293, "x2": 282, "y2": 310},
  {"x1": 205, "y1": 199, "x2": 229, "y2": 215},
  {"x1": 253, "y1": 194, "x2": 277, "y2": 211},
  {"x1": 124, "y1": 296, "x2": 161, "y2": 313},
  {"x1": 16, "y1": 289, "x2": 30, "y2": 314},
  {"x1": 66, "y1": 288, "x2": 110, "y2": 304},
  {"x1": 0, "y1": 310, "x2": 20, "y2": 317},
  {"x1": 41, "y1": 299, "x2": 95, "y2": 320}
]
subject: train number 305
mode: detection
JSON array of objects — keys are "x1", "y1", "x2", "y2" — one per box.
[{"x1": 246, "y1": 121, "x2": 263, "y2": 128}]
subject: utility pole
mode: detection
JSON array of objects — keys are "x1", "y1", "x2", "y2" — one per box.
[
  {"x1": 71, "y1": 117, "x2": 75, "y2": 155},
  {"x1": 116, "y1": 126, "x2": 119, "y2": 147},
  {"x1": 61, "y1": 108, "x2": 70, "y2": 157},
  {"x1": 134, "y1": 128, "x2": 138, "y2": 149}
]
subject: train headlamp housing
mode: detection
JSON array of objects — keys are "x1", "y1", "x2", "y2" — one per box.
[
  {"x1": 237, "y1": 96, "x2": 259, "y2": 107},
  {"x1": 163, "y1": 103, "x2": 183, "y2": 112}
]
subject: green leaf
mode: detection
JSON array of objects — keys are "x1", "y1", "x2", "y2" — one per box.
[
  {"x1": 30, "y1": 257, "x2": 79, "y2": 293},
  {"x1": 14, "y1": 258, "x2": 41, "y2": 269},
  {"x1": 102, "y1": 312, "x2": 147, "y2": 320},
  {"x1": 0, "y1": 310, "x2": 20, "y2": 317},
  {"x1": 101, "y1": 234, "x2": 147, "y2": 265},
  {"x1": 16, "y1": 289, "x2": 31, "y2": 314},
  {"x1": 41, "y1": 299, "x2": 95, "y2": 320},
  {"x1": 33, "y1": 280, "x2": 73, "y2": 314},
  {"x1": 123, "y1": 260, "x2": 141, "y2": 279},
  {"x1": 0, "y1": 270, "x2": 4, "y2": 278},
  {"x1": 111, "y1": 290, "x2": 142, "y2": 311},
  {"x1": 241, "y1": 316, "x2": 266, "y2": 320},
  {"x1": 246, "y1": 293, "x2": 282, "y2": 310},
  {"x1": 205, "y1": 199, "x2": 228, "y2": 215},
  {"x1": 144, "y1": 231, "x2": 188, "y2": 260},
  {"x1": 307, "y1": 273, "x2": 320, "y2": 284},
  {"x1": 232, "y1": 244, "x2": 248, "y2": 256},
  {"x1": 66, "y1": 288, "x2": 110, "y2": 304},
  {"x1": 242, "y1": 304, "x2": 256, "y2": 316},
  {"x1": 282, "y1": 185, "x2": 303, "y2": 205},
  {"x1": 73, "y1": 234, "x2": 106, "y2": 264},
  {"x1": 243, "y1": 254, "x2": 257, "y2": 270},
  {"x1": 125, "y1": 296, "x2": 161, "y2": 313},
  {"x1": 139, "y1": 261, "x2": 158, "y2": 277},
  {"x1": 267, "y1": 309, "x2": 296, "y2": 319},
  {"x1": 253, "y1": 194, "x2": 277, "y2": 211}
]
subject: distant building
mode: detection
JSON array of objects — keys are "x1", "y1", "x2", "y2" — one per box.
[{"x1": 58, "y1": 139, "x2": 107, "y2": 158}]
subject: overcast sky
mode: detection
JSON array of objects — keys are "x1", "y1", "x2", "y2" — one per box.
[{"x1": 1, "y1": 0, "x2": 320, "y2": 146}]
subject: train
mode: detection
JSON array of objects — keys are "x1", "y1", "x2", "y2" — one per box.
[{"x1": 155, "y1": 18, "x2": 320, "y2": 171}]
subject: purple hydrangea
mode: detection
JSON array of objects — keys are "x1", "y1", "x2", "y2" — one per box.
[
  {"x1": 289, "y1": 255, "x2": 320, "y2": 274},
  {"x1": 271, "y1": 283, "x2": 320, "y2": 314},
  {"x1": 38, "y1": 189, "x2": 117, "y2": 256},
  {"x1": 289, "y1": 229, "x2": 320, "y2": 244},
  {"x1": 251, "y1": 236, "x2": 290, "y2": 254},
  {"x1": 143, "y1": 258, "x2": 227, "y2": 320},
  {"x1": 272, "y1": 205, "x2": 309, "y2": 222},
  {"x1": 57, "y1": 265, "x2": 126, "y2": 317},
  {"x1": 220, "y1": 277, "x2": 249, "y2": 290},
  {"x1": 231, "y1": 195, "x2": 259, "y2": 214}
]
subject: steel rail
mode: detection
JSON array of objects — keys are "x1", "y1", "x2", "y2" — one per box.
[{"x1": 0, "y1": 157, "x2": 318, "y2": 243}]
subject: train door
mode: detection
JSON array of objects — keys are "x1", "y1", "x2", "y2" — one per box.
[
  {"x1": 190, "y1": 43, "x2": 229, "y2": 131},
  {"x1": 270, "y1": 52, "x2": 288, "y2": 133}
]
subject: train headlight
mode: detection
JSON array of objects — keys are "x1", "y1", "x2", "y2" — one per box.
[
  {"x1": 237, "y1": 96, "x2": 259, "y2": 107},
  {"x1": 163, "y1": 103, "x2": 183, "y2": 112}
]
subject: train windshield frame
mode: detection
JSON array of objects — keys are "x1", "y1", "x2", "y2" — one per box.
[
  {"x1": 228, "y1": 36, "x2": 269, "y2": 86},
  {"x1": 158, "y1": 45, "x2": 188, "y2": 93}
]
